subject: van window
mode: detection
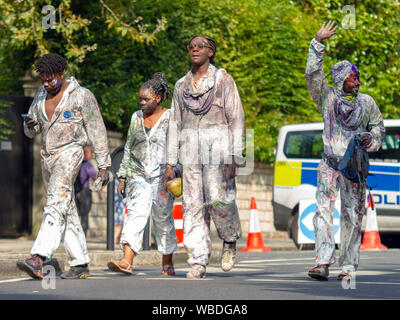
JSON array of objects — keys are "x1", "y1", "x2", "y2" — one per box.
[
  {"x1": 369, "y1": 127, "x2": 400, "y2": 162},
  {"x1": 284, "y1": 130, "x2": 323, "y2": 159}
]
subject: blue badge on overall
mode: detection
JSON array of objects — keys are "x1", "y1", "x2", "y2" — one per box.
[{"x1": 63, "y1": 110, "x2": 72, "y2": 119}]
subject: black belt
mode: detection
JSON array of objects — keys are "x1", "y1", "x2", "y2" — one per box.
[{"x1": 322, "y1": 153, "x2": 343, "y2": 170}]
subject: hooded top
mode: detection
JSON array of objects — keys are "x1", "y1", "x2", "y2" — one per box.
[
  {"x1": 305, "y1": 38, "x2": 384, "y2": 158},
  {"x1": 23, "y1": 77, "x2": 111, "y2": 170}
]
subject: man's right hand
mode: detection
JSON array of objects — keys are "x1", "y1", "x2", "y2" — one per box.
[
  {"x1": 316, "y1": 21, "x2": 337, "y2": 43},
  {"x1": 25, "y1": 119, "x2": 38, "y2": 130}
]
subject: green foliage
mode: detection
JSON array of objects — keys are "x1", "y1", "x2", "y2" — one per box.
[
  {"x1": 0, "y1": 0, "x2": 399, "y2": 163},
  {"x1": 79, "y1": 0, "x2": 322, "y2": 162}
]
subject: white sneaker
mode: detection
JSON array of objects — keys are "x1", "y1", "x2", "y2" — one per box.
[
  {"x1": 186, "y1": 264, "x2": 206, "y2": 279},
  {"x1": 221, "y1": 242, "x2": 237, "y2": 272}
]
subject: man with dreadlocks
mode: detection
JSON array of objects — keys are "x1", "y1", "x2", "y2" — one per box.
[
  {"x1": 107, "y1": 72, "x2": 178, "y2": 276},
  {"x1": 17, "y1": 53, "x2": 111, "y2": 279},
  {"x1": 305, "y1": 22, "x2": 385, "y2": 281},
  {"x1": 165, "y1": 36, "x2": 245, "y2": 279}
]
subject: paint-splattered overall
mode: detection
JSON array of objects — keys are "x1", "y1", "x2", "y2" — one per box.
[
  {"x1": 24, "y1": 77, "x2": 111, "y2": 266},
  {"x1": 305, "y1": 38, "x2": 385, "y2": 271},
  {"x1": 166, "y1": 64, "x2": 245, "y2": 267},
  {"x1": 117, "y1": 110, "x2": 178, "y2": 255}
]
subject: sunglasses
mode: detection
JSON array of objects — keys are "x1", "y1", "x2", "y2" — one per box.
[
  {"x1": 187, "y1": 42, "x2": 212, "y2": 51},
  {"x1": 42, "y1": 78, "x2": 57, "y2": 86}
]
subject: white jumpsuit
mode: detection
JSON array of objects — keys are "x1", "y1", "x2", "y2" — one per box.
[
  {"x1": 166, "y1": 65, "x2": 245, "y2": 267},
  {"x1": 305, "y1": 39, "x2": 385, "y2": 271},
  {"x1": 116, "y1": 110, "x2": 178, "y2": 255},
  {"x1": 24, "y1": 77, "x2": 111, "y2": 266}
]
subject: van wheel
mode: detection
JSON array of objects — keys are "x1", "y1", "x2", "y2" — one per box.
[{"x1": 289, "y1": 211, "x2": 314, "y2": 250}]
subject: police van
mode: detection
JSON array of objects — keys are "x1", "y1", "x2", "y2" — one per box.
[{"x1": 273, "y1": 120, "x2": 400, "y2": 246}]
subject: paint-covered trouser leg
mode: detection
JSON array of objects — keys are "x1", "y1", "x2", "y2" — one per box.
[
  {"x1": 314, "y1": 160, "x2": 365, "y2": 270},
  {"x1": 182, "y1": 164, "x2": 241, "y2": 267},
  {"x1": 151, "y1": 177, "x2": 178, "y2": 255},
  {"x1": 313, "y1": 161, "x2": 339, "y2": 266},
  {"x1": 120, "y1": 177, "x2": 178, "y2": 255},
  {"x1": 203, "y1": 164, "x2": 241, "y2": 242},
  {"x1": 338, "y1": 174, "x2": 365, "y2": 272},
  {"x1": 31, "y1": 149, "x2": 89, "y2": 266}
]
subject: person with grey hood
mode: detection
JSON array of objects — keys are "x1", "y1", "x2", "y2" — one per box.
[
  {"x1": 305, "y1": 22, "x2": 385, "y2": 281},
  {"x1": 17, "y1": 53, "x2": 111, "y2": 279}
]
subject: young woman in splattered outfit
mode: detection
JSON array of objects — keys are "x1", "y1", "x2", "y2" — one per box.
[
  {"x1": 305, "y1": 22, "x2": 385, "y2": 280},
  {"x1": 108, "y1": 73, "x2": 178, "y2": 276}
]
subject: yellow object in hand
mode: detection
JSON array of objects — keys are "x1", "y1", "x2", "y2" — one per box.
[{"x1": 166, "y1": 177, "x2": 182, "y2": 198}]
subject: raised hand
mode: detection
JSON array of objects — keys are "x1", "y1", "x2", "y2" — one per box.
[{"x1": 316, "y1": 21, "x2": 337, "y2": 43}]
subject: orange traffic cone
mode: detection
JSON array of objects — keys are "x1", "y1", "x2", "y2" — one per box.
[
  {"x1": 173, "y1": 202, "x2": 184, "y2": 247},
  {"x1": 240, "y1": 197, "x2": 271, "y2": 252},
  {"x1": 360, "y1": 194, "x2": 387, "y2": 251}
]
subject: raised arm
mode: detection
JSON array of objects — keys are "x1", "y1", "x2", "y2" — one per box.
[{"x1": 305, "y1": 21, "x2": 337, "y2": 112}]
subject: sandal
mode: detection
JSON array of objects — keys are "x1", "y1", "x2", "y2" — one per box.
[
  {"x1": 161, "y1": 265, "x2": 175, "y2": 276},
  {"x1": 107, "y1": 258, "x2": 132, "y2": 275},
  {"x1": 308, "y1": 264, "x2": 329, "y2": 281}
]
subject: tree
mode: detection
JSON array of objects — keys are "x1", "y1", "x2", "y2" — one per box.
[
  {"x1": 1, "y1": 0, "x2": 399, "y2": 163},
  {"x1": 0, "y1": 0, "x2": 167, "y2": 138}
]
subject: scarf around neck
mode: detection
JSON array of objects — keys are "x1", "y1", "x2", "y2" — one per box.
[{"x1": 182, "y1": 64, "x2": 218, "y2": 116}]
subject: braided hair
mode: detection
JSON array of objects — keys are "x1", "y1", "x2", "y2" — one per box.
[
  {"x1": 188, "y1": 35, "x2": 217, "y2": 66},
  {"x1": 35, "y1": 53, "x2": 68, "y2": 75},
  {"x1": 141, "y1": 72, "x2": 171, "y2": 103}
]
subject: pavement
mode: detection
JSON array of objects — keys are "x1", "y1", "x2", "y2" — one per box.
[{"x1": 0, "y1": 233, "x2": 297, "y2": 277}]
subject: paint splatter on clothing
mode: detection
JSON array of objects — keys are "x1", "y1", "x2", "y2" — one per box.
[
  {"x1": 167, "y1": 65, "x2": 245, "y2": 267},
  {"x1": 117, "y1": 110, "x2": 178, "y2": 255},
  {"x1": 305, "y1": 39, "x2": 385, "y2": 271},
  {"x1": 24, "y1": 77, "x2": 111, "y2": 266}
]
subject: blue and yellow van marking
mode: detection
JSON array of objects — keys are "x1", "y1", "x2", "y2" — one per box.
[{"x1": 275, "y1": 161, "x2": 400, "y2": 193}]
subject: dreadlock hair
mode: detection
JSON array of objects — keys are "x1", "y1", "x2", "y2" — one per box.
[
  {"x1": 35, "y1": 53, "x2": 68, "y2": 76},
  {"x1": 188, "y1": 35, "x2": 217, "y2": 66},
  {"x1": 141, "y1": 72, "x2": 171, "y2": 103}
]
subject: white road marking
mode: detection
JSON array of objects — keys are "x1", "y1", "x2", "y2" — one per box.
[
  {"x1": 142, "y1": 277, "x2": 212, "y2": 281},
  {"x1": 238, "y1": 258, "x2": 314, "y2": 264}
]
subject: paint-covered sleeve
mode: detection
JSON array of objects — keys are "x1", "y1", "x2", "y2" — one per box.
[
  {"x1": 166, "y1": 84, "x2": 182, "y2": 167},
  {"x1": 116, "y1": 113, "x2": 136, "y2": 180},
  {"x1": 305, "y1": 38, "x2": 330, "y2": 113},
  {"x1": 365, "y1": 97, "x2": 385, "y2": 153},
  {"x1": 23, "y1": 89, "x2": 43, "y2": 139},
  {"x1": 81, "y1": 88, "x2": 111, "y2": 170},
  {"x1": 224, "y1": 74, "x2": 245, "y2": 161}
]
